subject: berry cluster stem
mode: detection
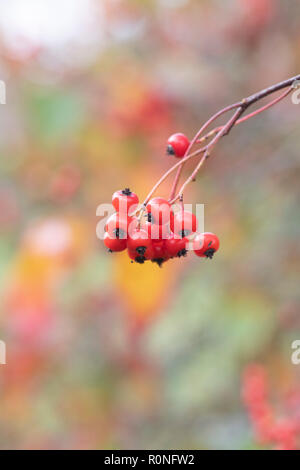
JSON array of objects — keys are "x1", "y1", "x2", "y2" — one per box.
[
  {"x1": 171, "y1": 106, "x2": 244, "y2": 203},
  {"x1": 144, "y1": 74, "x2": 299, "y2": 206},
  {"x1": 195, "y1": 87, "x2": 292, "y2": 146},
  {"x1": 168, "y1": 102, "x2": 241, "y2": 201}
]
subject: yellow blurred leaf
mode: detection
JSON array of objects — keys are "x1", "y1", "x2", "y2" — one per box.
[{"x1": 113, "y1": 249, "x2": 180, "y2": 323}]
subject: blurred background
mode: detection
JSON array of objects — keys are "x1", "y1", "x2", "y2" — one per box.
[{"x1": 0, "y1": 0, "x2": 299, "y2": 450}]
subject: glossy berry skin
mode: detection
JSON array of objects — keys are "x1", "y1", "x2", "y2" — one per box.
[
  {"x1": 170, "y1": 211, "x2": 198, "y2": 238},
  {"x1": 167, "y1": 133, "x2": 190, "y2": 158},
  {"x1": 165, "y1": 234, "x2": 189, "y2": 258},
  {"x1": 151, "y1": 241, "x2": 165, "y2": 258},
  {"x1": 112, "y1": 188, "x2": 139, "y2": 214},
  {"x1": 150, "y1": 241, "x2": 169, "y2": 267},
  {"x1": 145, "y1": 221, "x2": 169, "y2": 240},
  {"x1": 146, "y1": 197, "x2": 171, "y2": 225},
  {"x1": 127, "y1": 228, "x2": 152, "y2": 257},
  {"x1": 128, "y1": 239, "x2": 155, "y2": 264},
  {"x1": 105, "y1": 212, "x2": 133, "y2": 239},
  {"x1": 193, "y1": 232, "x2": 220, "y2": 259},
  {"x1": 128, "y1": 248, "x2": 148, "y2": 264},
  {"x1": 104, "y1": 232, "x2": 127, "y2": 252}
]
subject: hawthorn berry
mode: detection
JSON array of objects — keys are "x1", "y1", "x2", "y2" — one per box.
[
  {"x1": 128, "y1": 238, "x2": 155, "y2": 264},
  {"x1": 167, "y1": 133, "x2": 190, "y2": 158},
  {"x1": 150, "y1": 240, "x2": 169, "y2": 267},
  {"x1": 127, "y1": 228, "x2": 152, "y2": 258},
  {"x1": 193, "y1": 232, "x2": 220, "y2": 259},
  {"x1": 105, "y1": 212, "x2": 133, "y2": 239},
  {"x1": 170, "y1": 210, "x2": 198, "y2": 238},
  {"x1": 104, "y1": 232, "x2": 127, "y2": 252},
  {"x1": 112, "y1": 188, "x2": 139, "y2": 214},
  {"x1": 165, "y1": 233, "x2": 189, "y2": 258},
  {"x1": 146, "y1": 197, "x2": 172, "y2": 225},
  {"x1": 145, "y1": 221, "x2": 169, "y2": 240},
  {"x1": 128, "y1": 248, "x2": 147, "y2": 264}
]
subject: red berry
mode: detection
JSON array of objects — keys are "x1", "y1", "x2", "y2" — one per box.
[
  {"x1": 127, "y1": 228, "x2": 152, "y2": 259},
  {"x1": 128, "y1": 239, "x2": 155, "y2": 264},
  {"x1": 151, "y1": 241, "x2": 165, "y2": 257},
  {"x1": 105, "y1": 212, "x2": 133, "y2": 239},
  {"x1": 167, "y1": 133, "x2": 190, "y2": 158},
  {"x1": 112, "y1": 188, "x2": 139, "y2": 214},
  {"x1": 150, "y1": 241, "x2": 169, "y2": 267},
  {"x1": 146, "y1": 197, "x2": 172, "y2": 225},
  {"x1": 128, "y1": 248, "x2": 147, "y2": 264},
  {"x1": 165, "y1": 233, "x2": 189, "y2": 258},
  {"x1": 193, "y1": 232, "x2": 220, "y2": 259},
  {"x1": 145, "y1": 221, "x2": 169, "y2": 240},
  {"x1": 170, "y1": 211, "x2": 198, "y2": 237},
  {"x1": 104, "y1": 232, "x2": 127, "y2": 252}
]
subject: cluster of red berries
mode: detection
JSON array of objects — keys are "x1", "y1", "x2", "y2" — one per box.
[
  {"x1": 243, "y1": 364, "x2": 300, "y2": 450},
  {"x1": 104, "y1": 186, "x2": 219, "y2": 267}
]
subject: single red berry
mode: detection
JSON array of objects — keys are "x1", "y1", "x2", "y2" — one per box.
[
  {"x1": 128, "y1": 239, "x2": 155, "y2": 264},
  {"x1": 193, "y1": 232, "x2": 220, "y2": 259},
  {"x1": 150, "y1": 240, "x2": 169, "y2": 267},
  {"x1": 127, "y1": 228, "x2": 152, "y2": 258},
  {"x1": 151, "y1": 241, "x2": 165, "y2": 258},
  {"x1": 146, "y1": 197, "x2": 172, "y2": 225},
  {"x1": 105, "y1": 212, "x2": 133, "y2": 239},
  {"x1": 145, "y1": 221, "x2": 169, "y2": 240},
  {"x1": 104, "y1": 232, "x2": 127, "y2": 252},
  {"x1": 128, "y1": 248, "x2": 147, "y2": 264},
  {"x1": 112, "y1": 188, "x2": 139, "y2": 214},
  {"x1": 170, "y1": 210, "x2": 198, "y2": 238},
  {"x1": 167, "y1": 133, "x2": 190, "y2": 158},
  {"x1": 165, "y1": 233, "x2": 189, "y2": 258}
]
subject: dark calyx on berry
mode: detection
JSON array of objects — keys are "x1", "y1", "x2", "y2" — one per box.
[
  {"x1": 114, "y1": 228, "x2": 126, "y2": 239},
  {"x1": 122, "y1": 188, "x2": 132, "y2": 196},
  {"x1": 179, "y1": 230, "x2": 189, "y2": 238},
  {"x1": 177, "y1": 248, "x2": 187, "y2": 258},
  {"x1": 136, "y1": 246, "x2": 147, "y2": 255},
  {"x1": 152, "y1": 258, "x2": 165, "y2": 267},
  {"x1": 166, "y1": 145, "x2": 175, "y2": 155},
  {"x1": 135, "y1": 255, "x2": 146, "y2": 264},
  {"x1": 204, "y1": 248, "x2": 216, "y2": 259},
  {"x1": 147, "y1": 213, "x2": 153, "y2": 223}
]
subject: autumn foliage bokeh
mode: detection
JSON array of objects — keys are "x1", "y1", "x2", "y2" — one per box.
[{"x1": 0, "y1": 0, "x2": 300, "y2": 450}]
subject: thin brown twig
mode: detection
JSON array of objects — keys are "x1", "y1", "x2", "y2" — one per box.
[
  {"x1": 195, "y1": 87, "x2": 292, "y2": 146},
  {"x1": 170, "y1": 107, "x2": 244, "y2": 203},
  {"x1": 140, "y1": 146, "x2": 207, "y2": 210},
  {"x1": 168, "y1": 102, "x2": 241, "y2": 201},
  {"x1": 141, "y1": 74, "x2": 300, "y2": 210}
]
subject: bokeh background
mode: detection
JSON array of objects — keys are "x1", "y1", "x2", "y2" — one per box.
[{"x1": 0, "y1": 0, "x2": 299, "y2": 450}]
